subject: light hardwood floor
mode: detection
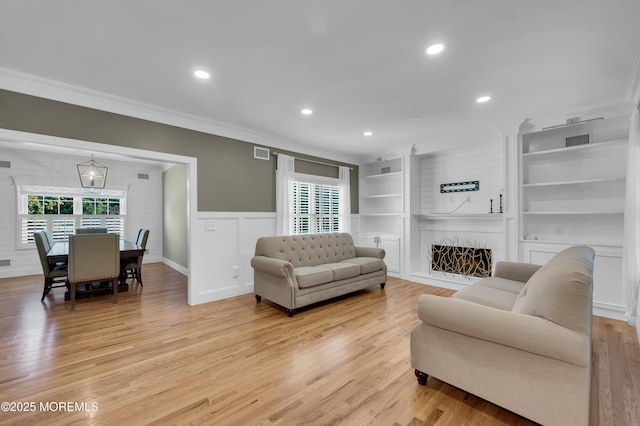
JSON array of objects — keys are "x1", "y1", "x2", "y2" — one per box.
[{"x1": 1, "y1": 263, "x2": 639, "y2": 425}]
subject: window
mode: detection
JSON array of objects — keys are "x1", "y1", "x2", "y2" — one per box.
[
  {"x1": 291, "y1": 175, "x2": 341, "y2": 235},
  {"x1": 17, "y1": 185, "x2": 126, "y2": 247}
]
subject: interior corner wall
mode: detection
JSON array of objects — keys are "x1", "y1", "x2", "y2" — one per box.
[
  {"x1": 163, "y1": 164, "x2": 188, "y2": 269},
  {"x1": 0, "y1": 89, "x2": 359, "y2": 213}
]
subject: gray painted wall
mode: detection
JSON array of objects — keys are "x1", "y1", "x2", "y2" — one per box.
[
  {"x1": 0, "y1": 89, "x2": 359, "y2": 213},
  {"x1": 163, "y1": 164, "x2": 188, "y2": 268}
]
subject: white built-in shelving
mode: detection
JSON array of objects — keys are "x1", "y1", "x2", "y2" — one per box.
[
  {"x1": 520, "y1": 116, "x2": 628, "y2": 245},
  {"x1": 518, "y1": 113, "x2": 630, "y2": 318},
  {"x1": 358, "y1": 158, "x2": 404, "y2": 273}
]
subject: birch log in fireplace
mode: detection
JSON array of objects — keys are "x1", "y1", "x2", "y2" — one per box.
[{"x1": 431, "y1": 241, "x2": 492, "y2": 278}]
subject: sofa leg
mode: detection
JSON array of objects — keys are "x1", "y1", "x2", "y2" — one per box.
[
  {"x1": 287, "y1": 309, "x2": 295, "y2": 317},
  {"x1": 380, "y1": 282, "x2": 386, "y2": 289},
  {"x1": 255, "y1": 295, "x2": 262, "y2": 302},
  {"x1": 415, "y1": 370, "x2": 429, "y2": 385}
]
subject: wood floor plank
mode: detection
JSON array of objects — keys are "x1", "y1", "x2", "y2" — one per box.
[{"x1": 0, "y1": 264, "x2": 638, "y2": 425}]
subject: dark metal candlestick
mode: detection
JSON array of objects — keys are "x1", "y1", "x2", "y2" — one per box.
[
  {"x1": 499, "y1": 194, "x2": 503, "y2": 213},
  {"x1": 489, "y1": 199, "x2": 493, "y2": 213}
]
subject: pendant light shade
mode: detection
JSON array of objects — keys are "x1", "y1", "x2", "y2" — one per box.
[{"x1": 77, "y1": 155, "x2": 108, "y2": 189}]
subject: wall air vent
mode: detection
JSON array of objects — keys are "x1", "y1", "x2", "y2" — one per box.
[
  {"x1": 138, "y1": 173, "x2": 149, "y2": 180},
  {"x1": 0, "y1": 161, "x2": 10, "y2": 168},
  {"x1": 254, "y1": 146, "x2": 270, "y2": 160},
  {"x1": 0, "y1": 259, "x2": 10, "y2": 267},
  {"x1": 566, "y1": 134, "x2": 590, "y2": 147}
]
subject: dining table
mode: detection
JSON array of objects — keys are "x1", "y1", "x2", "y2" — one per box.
[{"x1": 47, "y1": 239, "x2": 144, "y2": 292}]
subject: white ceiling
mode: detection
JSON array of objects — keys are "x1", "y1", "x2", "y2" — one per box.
[{"x1": 1, "y1": 1, "x2": 639, "y2": 162}]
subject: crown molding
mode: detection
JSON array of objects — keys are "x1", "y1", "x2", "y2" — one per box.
[
  {"x1": 0, "y1": 67, "x2": 360, "y2": 165},
  {"x1": 517, "y1": 100, "x2": 635, "y2": 134}
]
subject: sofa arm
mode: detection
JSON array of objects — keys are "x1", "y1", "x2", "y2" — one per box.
[
  {"x1": 493, "y1": 261, "x2": 542, "y2": 283},
  {"x1": 355, "y1": 246, "x2": 385, "y2": 259},
  {"x1": 251, "y1": 256, "x2": 295, "y2": 278},
  {"x1": 416, "y1": 294, "x2": 589, "y2": 367}
]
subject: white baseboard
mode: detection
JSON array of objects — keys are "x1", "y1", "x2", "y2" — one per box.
[{"x1": 161, "y1": 257, "x2": 188, "y2": 276}]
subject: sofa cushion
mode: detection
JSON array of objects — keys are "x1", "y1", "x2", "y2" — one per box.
[
  {"x1": 511, "y1": 246, "x2": 595, "y2": 333},
  {"x1": 453, "y1": 285, "x2": 519, "y2": 311},
  {"x1": 342, "y1": 257, "x2": 384, "y2": 274},
  {"x1": 294, "y1": 266, "x2": 334, "y2": 288},
  {"x1": 318, "y1": 262, "x2": 361, "y2": 281},
  {"x1": 474, "y1": 277, "x2": 526, "y2": 295}
]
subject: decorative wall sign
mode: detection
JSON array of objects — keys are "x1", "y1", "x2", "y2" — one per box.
[{"x1": 440, "y1": 180, "x2": 479, "y2": 193}]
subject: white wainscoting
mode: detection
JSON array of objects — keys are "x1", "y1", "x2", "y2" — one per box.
[
  {"x1": 188, "y1": 213, "x2": 361, "y2": 305},
  {"x1": 189, "y1": 212, "x2": 276, "y2": 305}
]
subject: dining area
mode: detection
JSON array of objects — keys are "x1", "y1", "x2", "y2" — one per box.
[{"x1": 35, "y1": 228, "x2": 149, "y2": 310}]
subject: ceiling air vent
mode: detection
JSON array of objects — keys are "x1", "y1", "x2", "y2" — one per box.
[
  {"x1": 254, "y1": 146, "x2": 270, "y2": 160},
  {"x1": 138, "y1": 173, "x2": 149, "y2": 180},
  {"x1": 566, "y1": 134, "x2": 589, "y2": 147}
]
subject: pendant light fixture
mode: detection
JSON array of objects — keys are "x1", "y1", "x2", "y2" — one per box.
[{"x1": 77, "y1": 154, "x2": 108, "y2": 189}]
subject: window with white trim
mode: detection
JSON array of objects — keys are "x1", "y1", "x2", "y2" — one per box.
[
  {"x1": 17, "y1": 185, "x2": 127, "y2": 248},
  {"x1": 291, "y1": 174, "x2": 341, "y2": 235}
]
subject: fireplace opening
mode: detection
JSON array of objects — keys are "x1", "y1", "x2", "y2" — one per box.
[{"x1": 431, "y1": 244, "x2": 492, "y2": 278}]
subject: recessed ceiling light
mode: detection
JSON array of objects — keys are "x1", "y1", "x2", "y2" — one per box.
[
  {"x1": 426, "y1": 43, "x2": 444, "y2": 55},
  {"x1": 363, "y1": 131, "x2": 373, "y2": 136},
  {"x1": 476, "y1": 95, "x2": 491, "y2": 103},
  {"x1": 194, "y1": 70, "x2": 210, "y2": 79},
  {"x1": 301, "y1": 108, "x2": 313, "y2": 115}
]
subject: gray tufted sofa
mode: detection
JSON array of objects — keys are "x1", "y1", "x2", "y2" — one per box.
[{"x1": 251, "y1": 233, "x2": 387, "y2": 316}]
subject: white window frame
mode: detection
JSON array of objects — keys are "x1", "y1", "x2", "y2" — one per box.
[
  {"x1": 291, "y1": 173, "x2": 341, "y2": 235},
  {"x1": 16, "y1": 185, "x2": 127, "y2": 249}
]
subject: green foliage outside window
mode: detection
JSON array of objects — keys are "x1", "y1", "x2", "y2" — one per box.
[
  {"x1": 27, "y1": 195, "x2": 73, "y2": 214},
  {"x1": 27, "y1": 195, "x2": 120, "y2": 215},
  {"x1": 82, "y1": 198, "x2": 120, "y2": 215}
]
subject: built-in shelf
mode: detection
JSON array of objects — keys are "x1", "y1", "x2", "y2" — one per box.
[
  {"x1": 522, "y1": 177, "x2": 625, "y2": 188},
  {"x1": 522, "y1": 138, "x2": 626, "y2": 157},
  {"x1": 522, "y1": 211, "x2": 624, "y2": 215},
  {"x1": 414, "y1": 213, "x2": 503, "y2": 220},
  {"x1": 521, "y1": 115, "x2": 627, "y2": 250},
  {"x1": 520, "y1": 238, "x2": 623, "y2": 247},
  {"x1": 360, "y1": 157, "x2": 404, "y2": 270}
]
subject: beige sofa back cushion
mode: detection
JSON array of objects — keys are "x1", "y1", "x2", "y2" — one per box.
[
  {"x1": 511, "y1": 246, "x2": 595, "y2": 333},
  {"x1": 254, "y1": 233, "x2": 357, "y2": 268}
]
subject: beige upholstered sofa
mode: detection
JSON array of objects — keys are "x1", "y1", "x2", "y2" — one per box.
[
  {"x1": 251, "y1": 233, "x2": 387, "y2": 316},
  {"x1": 411, "y1": 246, "x2": 595, "y2": 426}
]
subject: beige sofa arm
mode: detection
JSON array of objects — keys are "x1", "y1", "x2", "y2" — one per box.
[
  {"x1": 416, "y1": 294, "x2": 589, "y2": 367},
  {"x1": 493, "y1": 261, "x2": 542, "y2": 283},
  {"x1": 355, "y1": 246, "x2": 385, "y2": 259},
  {"x1": 251, "y1": 256, "x2": 295, "y2": 278}
]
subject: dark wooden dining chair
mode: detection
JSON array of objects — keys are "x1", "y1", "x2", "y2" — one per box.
[
  {"x1": 67, "y1": 233, "x2": 120, "y2": 311},
  {"x1": 124, "y1": 229, "x2": 149, "y2": 285},
  {"x1": 34, "y1": 231, "x2": 68, "y2": 301}
]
